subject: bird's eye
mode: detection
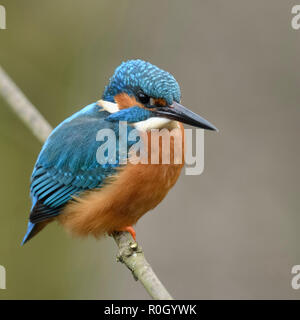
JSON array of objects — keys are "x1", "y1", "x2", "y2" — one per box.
[{"x1": 137, "y1": 91, "x2": 150, "y2": 104}]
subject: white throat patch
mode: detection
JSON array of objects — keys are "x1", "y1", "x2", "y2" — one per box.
[
  {"x1": 97, "y1": 99, "x2": 176, "y2": 131},
  {"x1": 133, "y1": 117, "x2": 173, "y2": 131}
]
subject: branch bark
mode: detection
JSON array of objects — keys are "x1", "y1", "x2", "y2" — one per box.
[
  {"x1": 0, "y1": 65, "x2": 173, "y2": 300},
  {"x1": 113, "y1": 231, "x2": 173, "y2": 300}
]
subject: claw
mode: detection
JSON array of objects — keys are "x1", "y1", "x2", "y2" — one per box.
[{"x1": 118, "y1": 226, "x2": 136, "y2": 241}]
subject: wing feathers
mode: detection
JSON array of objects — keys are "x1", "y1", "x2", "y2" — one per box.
[{"x1": 28, "y1": 103, "x2": 124, "y2": 224}]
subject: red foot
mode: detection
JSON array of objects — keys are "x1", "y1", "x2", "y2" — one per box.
[{"x1": 117, "y1": 226, "x2": 136, "y2": 241}]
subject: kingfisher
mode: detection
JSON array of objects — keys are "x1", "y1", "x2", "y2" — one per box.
[{"x1": 22, "y1": 59, "x2": 217, "y2": 245}]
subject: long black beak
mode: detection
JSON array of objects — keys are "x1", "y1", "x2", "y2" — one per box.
[{"x1": 153, "y1": 101, "x2": 218, "y2": 131}]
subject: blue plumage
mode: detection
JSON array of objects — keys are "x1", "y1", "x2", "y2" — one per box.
[
  {"x1": 22, "y1": 222, "x2": 36, "y2": 245},
  {"x1": 106, "y1": 106, "x2": 153, "y2": 122},
  {"x1": 102, "y1": 60, "x2": 181, "y2": 104},
  {"x1": 22, "y1": 102, "x2": 135, "y2": 244},
  {"x1": 22, "y1": 59, "x2": 216, "y2": 244}
]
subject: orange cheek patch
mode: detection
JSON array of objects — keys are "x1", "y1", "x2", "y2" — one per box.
[
  {"x1": 114, "y1": 93, "x2": 144, "y2": 110},
  {"x1": 154, "y1": 98, "x2": 167, "y2": 107}
]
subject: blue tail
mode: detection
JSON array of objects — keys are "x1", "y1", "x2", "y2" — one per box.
[
  {"x1": 21, "y1": 221, "x2": 36, "y2": 245},
  {"x1": 22, "y1": 196, "x2": 38, "y2": 246}
]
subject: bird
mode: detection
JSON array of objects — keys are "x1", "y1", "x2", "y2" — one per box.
[{"x1": 22, "y1": 59, "x2": 217, "y2": 245}]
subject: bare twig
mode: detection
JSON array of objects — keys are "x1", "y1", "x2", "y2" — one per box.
[
  {"x1": 0, "y1": 65, "x2": 173, "y2": 300},
  {"x1": 113, "y1": 231, "x2": 173, "y2": 300},
  {"x1": 0, "y1": 66, "x2": 52, "y2": 141}
]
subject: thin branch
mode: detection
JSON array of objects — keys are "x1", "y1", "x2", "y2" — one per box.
[
  {"x1": 113, "y1": 231, "x2": 173, "y2": 300},
  {"x1": 0, "y1": 65, "x2": 173, "y2": 300},
  {"x1": 0, "y1": 66, "x2": 52, "y2": 141}
]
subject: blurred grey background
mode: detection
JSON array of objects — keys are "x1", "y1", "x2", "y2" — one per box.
[{"x1": 0, "y1": 0, "x2": 299, "y2": 299}]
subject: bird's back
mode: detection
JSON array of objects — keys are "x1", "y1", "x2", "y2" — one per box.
[{"x1": 23, "y1": 102, "x2": 133, "y2": 243}]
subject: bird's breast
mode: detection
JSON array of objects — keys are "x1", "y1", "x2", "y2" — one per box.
[{"x1": 59, "y1": 123, "x2": 185, "y2": 237}]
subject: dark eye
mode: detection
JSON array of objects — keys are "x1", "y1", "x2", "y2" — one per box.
[{"x1": 137, "y1": 91, "x2": 150, "y2": 104}]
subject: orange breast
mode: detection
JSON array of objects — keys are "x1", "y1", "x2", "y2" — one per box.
[{"x1": 59, "y1": 123, "x2": 185, "y2": 238}]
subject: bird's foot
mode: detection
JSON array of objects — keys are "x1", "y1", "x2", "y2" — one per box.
[{"x1": 116, "y1": 226, "x2": 136, "y2": 241}]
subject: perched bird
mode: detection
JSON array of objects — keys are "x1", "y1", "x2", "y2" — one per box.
[{"x1": 22, "y1": 59, "x2": 217, "y2": 245}]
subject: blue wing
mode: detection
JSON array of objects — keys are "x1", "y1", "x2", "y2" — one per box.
[{"x1": 28, "y1": 102, "x2": 132, "y2": 225}]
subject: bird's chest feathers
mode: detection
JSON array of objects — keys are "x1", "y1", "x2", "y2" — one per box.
[
  {"x1": 60, "y1": 124, "x2": 184, "y2": 236},
  {"x1": 115, "y1": 122, "x2": 184, "y2": 216}
]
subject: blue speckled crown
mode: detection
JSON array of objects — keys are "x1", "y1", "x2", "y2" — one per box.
[{"x1": 102, "y1": 60, "x2": 181, "y2": 105}]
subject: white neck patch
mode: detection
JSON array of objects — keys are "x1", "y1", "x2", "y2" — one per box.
[
  {"x1": 98, "y1": 99, "x2": 120, "y2": 113},
  {"x1": 133, "y1": 117, "x2": 174, "y2": 131},
  {"x1": 98, "y1": 99, "x2": 176, "y2": 131}
]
